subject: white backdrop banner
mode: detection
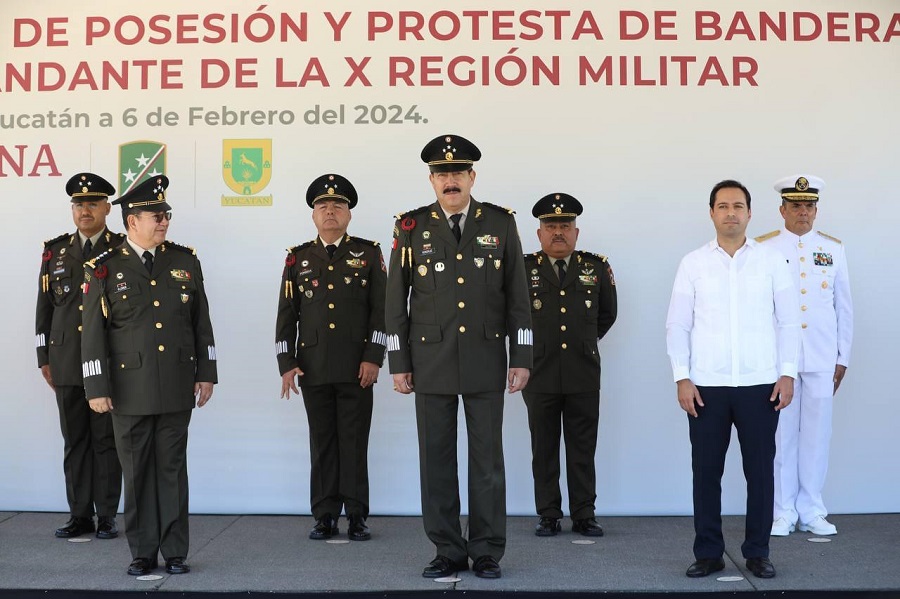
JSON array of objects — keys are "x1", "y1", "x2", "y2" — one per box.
[{"x1": 2, "y1": 0, "x2": 898, "y2": 516}]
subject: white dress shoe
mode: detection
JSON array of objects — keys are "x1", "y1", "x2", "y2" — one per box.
[
  {"x1": 799, "y1": 515, "x2": 837, "y2": 535},
  {"x1": 770, "y1": 516, "x2": 795, "y2": 536}
]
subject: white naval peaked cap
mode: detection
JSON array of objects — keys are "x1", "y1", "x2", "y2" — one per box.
[{"x1": 773, "y1": 174, "x2": 825, "y2": 201}]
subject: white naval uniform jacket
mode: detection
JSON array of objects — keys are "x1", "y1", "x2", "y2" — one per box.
[{"x1": 758, "y1": 228, "x2": 853, "y2": 373}]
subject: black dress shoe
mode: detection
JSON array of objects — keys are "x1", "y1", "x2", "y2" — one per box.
[
  {"x1": 309, "y1": 515, "x2": 338, "y2": 540},
  {"x1": 472, "y1": 555, "x2": 502, "y2": 579},
  {"x1": 55, "y1": 516, "x2": 95, "y2": 538},
  {"x1": 348, "y1": 515, "x2": 371, "y2": 541},
  {"x1": 127, "y1": 557, "x2": 158, "y2": 576},
  {"x1": 165, "y1": 557, "x2": 191, "y2": 575},
  {"x1": 535, "y1": 517, "x2": 561, "y2": 537},
  {"x1": 572, "y1": 517, "x2": 604, "y2": 537},
  {"x1": 96, "y1": 516, "x2": 118, "y2": 539},
  {"x1": 746, "y1": 557, "x2": 776, "y2": 579},
  {"x1": 422, "y1": 555, "x2": 468, "y2": 578},
  {"x1": 686, "y1": 558, "x2": 725, "y2": 578}
]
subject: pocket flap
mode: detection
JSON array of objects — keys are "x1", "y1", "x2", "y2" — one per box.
[
  {"x1": 112, "y1": 352, "x2": 142, "y2": 370},
  {"x1": 49, "y1": 330, "x2": 65, "y2": 346},
  {"x1": 410, "y1": 323, "x2": 442, "y2": 343}
]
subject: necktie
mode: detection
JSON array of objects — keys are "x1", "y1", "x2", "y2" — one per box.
[
  {"x1": 143, "y1": 251, "x2": 154, "y2": 275},
  {"x1": 555, "y1": 259, "x2": 567, "y2": 284},
  {"x1": 449, "y1": 213, "x2": 463, "y2": 243},
  {"x1": 326, "y1": 244, "x2": 337, "y2": 259},
  {"x1": 82, "y1": 239, "x2": 92, "y2": 258}
]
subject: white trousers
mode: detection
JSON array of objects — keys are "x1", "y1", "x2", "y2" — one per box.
[{"x1": 773, "y1": 371, "x2": 834, "y2": 524}]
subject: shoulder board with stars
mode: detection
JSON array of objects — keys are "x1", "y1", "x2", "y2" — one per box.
[
  {"x1": 107, "y1": 231, "x2": 127, "y2": 244},
  {"x1": 578, "y1": 251, "x2": 609, "y2": 263},
  {"x1": 754, "y1": 230, "x2": 781, "y2": 243},
  {"x1": 288, "y1": 240, "x2": 315, "y2": 254},
  {"x1": 349, "y1": 235, "x2": 379, "y2": 247},
  {"x1": 43, "y1": 232, "x2": 71, "y2": 249},
  {"x1": 394, "y1": 204, "x2": 431, "y2": 221},
  {"x1": 480, "y1": 202, "x2": 516, "y2": 215},
  {"x1": 524, "y1": 252, "x2": 541, "y2": 263},
  {"x1": 85, "y1": 248, "x2": 116, "y2": 269},
  {"x1": 162, "y1": 240, "x2": 197, "y2": 255},
  {"x1": 816, "y1": 231, "x2": 842, "y2": 245}
]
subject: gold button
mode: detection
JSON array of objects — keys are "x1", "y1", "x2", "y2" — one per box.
[
  {"x1": 801, "y1": 305, "x2": 808, "y2": 311},
  {"x1": 77, "y1": 325, "x2": 83, "y2": 332},
  {"x1": 798, "y1": 242, "x2": 804, "y2": 248},
  {"x1": 459, "y1": 326, "x2": 466, "y2": 333},
  {"x1": 560, "y1": 307, "x2": 567, "y2": 313},
  {"x1": 802, "y1": 323, "x2": 808, "y2": 329},
  {"x1": 561, "y1": 325, "x2": 567, "y2": 331},
  {"x1": 458, "y1": 301, "x2": 465, "y2": 309},
  {"x1": 150, "y1": 280, "x2": 157, "y2": 286},
  {"x1": 561, "y1": 343, "x2": 568, "y2": 349},
  {"x1": 122, "y1": 295, "x2": 127, "y2": 300},
  {"x1": 495, "y1": 333, "x2": 500, "y2": 338},
  {"x1": 328, "y1": 265, "x2": 334, "y2": 271},
  {"x1": 153, "y1": 300, "x2": 160, "y2": 307},
  {"x1": 182, "y1": 285, "x2": 186, "y2": 290},
  {"x1": 301, "y1": 342, "x2": 305, "y2": 347},
  {"x1": 421, "y1": 337, "x2": 426, "y2": 341},
  {"x1": 800, "y1": 257, "x2": 806, "y2": 262},
  {"x1": 155, "y1": 323, "x2": 162, "y2": 329},
  {"x1": 329, "y1": 303, "x2": 335, "y2": 309},
  {"x1": 560, "y1": 290, "x2": 566, "y2": 296},
  {"x1": 456, "y1": 253, "x2": 463, "y2": 260},
  {"x1": 329, "y1": 323, "x2": 336, "y2": 329},
  {"x1": 120, "y1": 364, "x2": 125, "y2": 368},
  {"x1": 801, "y1": 272, "x2": 807, "y2": 278},
  {"x1": 801, "y1": 289, "x2": 807, "y2": 294},
  {"x1": 457, "y1": 277, "x2": 464, "y2": 284},
  {"x1": 328, "y1": 284, "x2": 334, "y2": 290},
  {"x1": 79, "y1": 305, "x2": 83, "y2": 311},
  {"x1": 158, "y1": 345, "x2": 165, "y2": 351}
]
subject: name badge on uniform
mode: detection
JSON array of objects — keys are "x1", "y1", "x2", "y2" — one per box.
[
  {"x1": 476, "y1": 235, "x2": 499, "y2": 249},
  {"x1": 813, "y1": 252, "x2": 833, "y2": 266},
  {"x1": 170, "y1": 269, "x2": 192, "y2": 282}
]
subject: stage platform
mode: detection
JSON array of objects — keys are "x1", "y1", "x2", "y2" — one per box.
[{"x1": 1, "y1": 512, "x2": 898, "y2": 598}]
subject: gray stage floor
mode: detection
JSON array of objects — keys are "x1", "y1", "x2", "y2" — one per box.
[{"x1": 0, "y1": 512, "x2": 898, "y2": 595}]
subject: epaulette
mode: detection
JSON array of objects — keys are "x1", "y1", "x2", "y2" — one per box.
[
  {"x1": 85, "y1": 248, "x2": 116, "y2": 269},
  {"x1": 481, "y1": 202, "x2": 515, "y2": 215},
  {"x1": 394, "y1": 204, "x2": 430, "y2": 220},
  {"x1": 287, "y1": 240, "x2": 315, "y2": 254},
  {"x1": 579, "y1": 250, "x2": 608, "y2": 263},
  {"x1": 162, "y1": 240, "x2": 197, "y2": 255},
  {"x1": 524, "y1": 251, "x2": 540, "y2": 261},
  {"x1": 754, "y1": 230, "x2": 780, "y2": 243},
  {"x1": 106, "y1": 231, "x2": 126, "y2": 243},
  {"x1": 349, "y1": 235, "x2": 380, "y2": 247},
  {"x1": 43, "y1": 232, "x2": 71, "y2": 248},
  {"x1": 817, "y1": 231, "x2": 842, "y2": 244}
]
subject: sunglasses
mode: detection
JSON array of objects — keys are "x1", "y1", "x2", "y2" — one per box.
[{"x1": 140, "y1": 211, "x2": 173, "y2": 223}]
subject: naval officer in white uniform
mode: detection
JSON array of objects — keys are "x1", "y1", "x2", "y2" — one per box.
[{"x1": 756, "y1": 174, "x2": 853, "y2": 537}]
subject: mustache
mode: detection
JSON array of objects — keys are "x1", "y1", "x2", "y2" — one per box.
[{"x1": 442, "y1": 186, "x2": 461, "y2": 194}]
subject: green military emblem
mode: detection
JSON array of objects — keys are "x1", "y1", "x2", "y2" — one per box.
[
  {"x1": 222, "y1": 139, "x2": 272, "y2": 195},
  {"x1": 119, "y1": 140, "x2": 167, "y2": 195}
]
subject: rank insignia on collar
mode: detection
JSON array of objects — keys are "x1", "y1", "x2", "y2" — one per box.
[
  {"x1": 431, "y1": 211, "x2": 440, "y2": 220},
  {"x1": 170, "y1": 269, "x2": 192, "y2": 282},
  {"x1": 476, "y1": 235, "x2": 499, "y2": 249},
  {"x1": 474, "y1": 208, "x2": 482, "y2": 219}
]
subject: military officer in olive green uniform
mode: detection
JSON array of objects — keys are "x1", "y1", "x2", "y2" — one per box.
[
  {"x1": 81, "y1": 175, "x2": 217, "y2": 577},
  {"x1": 36, "y1": 172, "x2": 124, "y2": 540},
  {"x1": 385, "y1": 135, "x2": 533, "y2": 580},
  {"x1": 276, "y1": 173, "x2": 387, "y2": 542},
  {"x1": 522, "y1": 193, "x2": 617, "y2": 538}
]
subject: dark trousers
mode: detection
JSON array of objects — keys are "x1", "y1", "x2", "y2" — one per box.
[
  {"x1": 55, "y1": 385, "x2": 122, "y2": 518},
  {"x1": 415, "y1": 391, "x2": 506, "y2": 563},
  {"x1": 112, "y1": 410, "x2": 191, "y2": 560},
  {"x1": 523, "y1": 390, "x2": 599, "y2": 520},
  {"x1": 301, "y1": 382, "x2": 373, "y2": 520},
  {"x1": 690, "y1": 384, "x2": 779, "y2": 560}
]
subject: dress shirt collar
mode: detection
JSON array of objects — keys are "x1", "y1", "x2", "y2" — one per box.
[{"x1": 126, "y1": 236, "x2": 156, "y2": 258}]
